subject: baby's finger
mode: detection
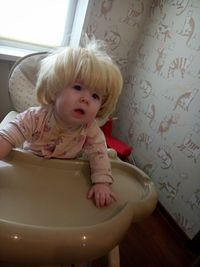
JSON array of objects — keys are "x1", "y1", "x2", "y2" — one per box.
[
  {"x1": 106, "y1": 195, "x2": 116, "y2": 206},
  {"x1": 87, "y1": 188, "x2": 94, "y2": 199},
  {"x1": 95, "y1": 192, "x2": 101, "y2": 207},
  {"x1": 99, "y1": 194, "x2": 107, "y2": 207},
  {"x1": 105, "y1": 196, "x2": 113, "y2": 206},
  {"x1": 110, "y1": 192, "x2": 117, "y2": 202}
]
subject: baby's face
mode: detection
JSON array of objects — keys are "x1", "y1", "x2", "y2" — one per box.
[{"x1": 53, "y1": 82, "x2": 102, "y2": 129}]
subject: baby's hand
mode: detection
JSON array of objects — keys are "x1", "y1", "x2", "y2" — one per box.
[{"x1": 87, "y1": 183, "x2": 117, "y2": 208}]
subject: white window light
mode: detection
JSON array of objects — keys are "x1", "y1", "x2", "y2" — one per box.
[{"x1": 0, "y1": 0, "x2": 89, "y2": 61}]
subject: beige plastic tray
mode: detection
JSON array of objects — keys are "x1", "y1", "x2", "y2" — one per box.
[{"x1": 0, "y1": 149, "x2": 157, "y2": 264}]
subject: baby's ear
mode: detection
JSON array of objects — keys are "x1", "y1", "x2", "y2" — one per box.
[{"x1": 54, "y1": 89, "x2": 61, "y2": 99}]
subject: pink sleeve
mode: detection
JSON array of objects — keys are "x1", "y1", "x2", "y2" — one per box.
[
  {"x1": 83, "y1": 123, "x2": 113, "y2": 184},
  {"x1": 0, "y1": 108, "x2": 40, "y2": 147}
]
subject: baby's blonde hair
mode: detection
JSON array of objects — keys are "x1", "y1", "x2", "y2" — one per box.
[{"x1": 36, "y1": 38, "x2": 123, "y2": 120}]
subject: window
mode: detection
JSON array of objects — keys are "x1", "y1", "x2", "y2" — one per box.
[{"x1": 0, "y1": 0, "x2": 89, "y2": 60}]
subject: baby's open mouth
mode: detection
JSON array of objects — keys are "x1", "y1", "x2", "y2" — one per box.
[{"x1": 74, "y1": 108, "x2": 85, "y2": 115}]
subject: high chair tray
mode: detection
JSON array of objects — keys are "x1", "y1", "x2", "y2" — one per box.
[{"x1": 0, "y1": 149, "x2": 157, "y2": 264}]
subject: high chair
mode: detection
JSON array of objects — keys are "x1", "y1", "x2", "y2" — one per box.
[{"x1": 0, "y1": 51, "x2": 157, "y2": 267}]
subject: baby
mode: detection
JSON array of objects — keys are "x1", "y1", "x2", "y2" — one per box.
[{"x1": 0, "y1": 38, "x2": 123, "y2": 207}]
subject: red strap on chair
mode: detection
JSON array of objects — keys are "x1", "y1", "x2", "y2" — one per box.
[{"x1": 100, "y1": 118, "x2": 132, "y2": 158}]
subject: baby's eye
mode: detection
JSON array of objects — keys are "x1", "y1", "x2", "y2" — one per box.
[
  {"x1": 92, "y1": 93, "x2": 100, "y2": 100},
  {"x1": 73, "y1": 84, "x2": 82, "y2": 91}
]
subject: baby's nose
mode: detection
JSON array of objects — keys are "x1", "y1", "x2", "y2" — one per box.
[
  {"x1": 79, "y1": 89, "x2": 92, "y2": 104},
  {"x1": 80, "y1": 95, "x2": 90, "y2": 104}
]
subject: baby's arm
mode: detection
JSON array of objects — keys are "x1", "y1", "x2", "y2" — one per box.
[
  {"x1": 83, "y1": 124, "x2": 117, "y2": 207},
  {"x1": 0, "y1": 136, "x2": 13, "y2": 159},
  {"x1": 0, "y1": 108, "x2": 41, "y2": 159}
]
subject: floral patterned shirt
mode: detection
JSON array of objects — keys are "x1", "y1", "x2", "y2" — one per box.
[{"x1": 0, "y1": 106, "x2": 113, "y2": 184}]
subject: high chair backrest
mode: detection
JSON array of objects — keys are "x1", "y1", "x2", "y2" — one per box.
[{"x1": 8, "y1": 52, "x2": 48, "y2": 112}]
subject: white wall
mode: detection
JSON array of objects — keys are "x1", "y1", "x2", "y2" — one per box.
[{"x1": 83, "y1": 0, "x2": 200, "y2": 239}]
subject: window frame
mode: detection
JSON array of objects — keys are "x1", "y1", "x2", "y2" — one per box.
[{"x1": 0, "y1": 0, "x2": 89, "y2": 61}]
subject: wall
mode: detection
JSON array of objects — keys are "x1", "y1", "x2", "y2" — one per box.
[{"x1": 83, "y1": 0, "x2": 200, "y2": 239}]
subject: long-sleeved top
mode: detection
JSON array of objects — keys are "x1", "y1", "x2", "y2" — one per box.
[{"x1": 0, "y1": 106, "x2": 113, "y2": 184}]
